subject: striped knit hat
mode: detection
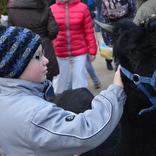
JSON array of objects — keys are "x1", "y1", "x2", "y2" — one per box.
[{"x1": 0, "y1": 26, "x2": 41, "y2": 78}]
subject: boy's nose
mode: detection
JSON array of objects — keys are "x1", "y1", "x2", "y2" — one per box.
[{"x1": 43, "y1": 55, "x2": 49, "y2": 65}]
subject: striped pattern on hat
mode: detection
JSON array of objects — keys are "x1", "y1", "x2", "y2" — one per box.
[{"x1": 0, "y1": 26, "x2": 41, "y2": 78}]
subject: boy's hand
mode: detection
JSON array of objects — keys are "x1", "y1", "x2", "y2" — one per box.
[{"x1": 113, "y1": 65, "x2": 124, "y2": 88}]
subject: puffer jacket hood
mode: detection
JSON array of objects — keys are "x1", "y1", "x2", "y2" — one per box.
[{"x1": 56, "y1": 0, "x2": 79, "y2": 4}]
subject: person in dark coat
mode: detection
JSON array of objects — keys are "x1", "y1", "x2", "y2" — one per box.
[
  {"x1": 8, "y1": 0, "x2": 59, "y2": 96},
  {"x1": 47, "y1": 0, "x2": 56, "y2": 5}
]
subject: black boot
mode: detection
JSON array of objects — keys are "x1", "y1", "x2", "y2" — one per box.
[{"x1": 106, "y1": 59, "x2": 113, "y2": 70}]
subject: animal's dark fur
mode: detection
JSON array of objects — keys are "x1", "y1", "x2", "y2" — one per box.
[
  {"x1": 112, "y1": 18, "x2": 156, "y2": 156},
  {"x1": 50, "y1": 88, "x2": 93, "y2": 113}
]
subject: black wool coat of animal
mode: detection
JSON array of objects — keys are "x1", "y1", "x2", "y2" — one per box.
[
  {"x1": 93, "y1": 17, "x2": 156, "y2": 155},
  {"x1": 112, "y1": 19, "x2": 156, "y2": 156}
]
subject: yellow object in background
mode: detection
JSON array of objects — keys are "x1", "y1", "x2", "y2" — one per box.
[{"x1": 99, "y1": 39, "x2": 113, "y2": 60}]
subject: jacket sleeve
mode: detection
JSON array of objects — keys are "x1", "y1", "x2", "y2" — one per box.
[
  {"x1": 47, "y1": 8, "x2": 59, "y2": 40},
  {"x1": 29, "y1": 84, "x2": 126, "y2": 156},
  {"x1": 133, "y1": 0, "x2": 155, "y2": 26},
  {"x1": 133, "y1": 9, "x2": 149, "y2": 26},
  {"x1": 83, "y1": 7, "x2": 97, "y2": 55}
]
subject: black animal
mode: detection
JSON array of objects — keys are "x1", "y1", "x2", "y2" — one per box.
[
  {"x1": 115, "y1": 20, "x2": 156, "y2": 156},
  {"x1": 94, "y1": 15, "x2": 156, "y2": 155}
]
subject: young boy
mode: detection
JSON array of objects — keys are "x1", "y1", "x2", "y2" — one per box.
[{"x1": 0, "y1": 26, "x2": 126, "y2": 156}]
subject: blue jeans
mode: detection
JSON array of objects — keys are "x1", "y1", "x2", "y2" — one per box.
[
  {"x1": 86, "y1": 53, "x2": 99, "y2": 83},
  {"x1": 68, "y1": 54, "x2": 99, "y2": 89},
  {"x1": 95, "y1": 6, "x2": 101, "y2": 32}
]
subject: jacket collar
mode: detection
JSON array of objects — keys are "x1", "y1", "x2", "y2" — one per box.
[
  {"x1": 0, "y1": 78, "x2": 48, "y2": 98},
  {"x1": 56, "y1": 0, "x2": 80, "y2": 5}
]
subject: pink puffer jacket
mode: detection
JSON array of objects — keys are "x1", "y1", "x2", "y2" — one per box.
[{"x1": 50, "y1": 0, "x2": 97, "y2": 57}]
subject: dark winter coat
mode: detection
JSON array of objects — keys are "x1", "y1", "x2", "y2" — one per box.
[{"x1": 8, "y1": 0, "x2": 59, "y2": 78}]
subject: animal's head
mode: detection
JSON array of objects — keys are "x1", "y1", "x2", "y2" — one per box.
[{"x1": 94, "y1": 16, "x2": 156, "y2": 114}]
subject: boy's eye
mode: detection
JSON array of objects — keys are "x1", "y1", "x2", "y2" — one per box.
[
  {"x1": 33, "y1": 50, "x2": 45, "y2": 60},
  {"x1": 35, "y1": 56, "x2": 40, "y2": 60}
]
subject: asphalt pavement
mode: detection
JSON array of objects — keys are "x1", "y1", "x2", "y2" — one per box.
[{"x1": 87, "y1": 31, "x2": 115, "y2": 96}]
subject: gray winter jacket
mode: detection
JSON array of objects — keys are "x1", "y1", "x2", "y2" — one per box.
[
  {"x1": 0, "y1": 78, "x2": 126, "y2": 156},
  {"x1": 133, "y1": 0, "x2": 156, "y2": 25}
]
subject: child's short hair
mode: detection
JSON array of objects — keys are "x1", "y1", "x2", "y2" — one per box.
[{"x1": 0, "y1": 26, "x2": 41, "y2": 78}]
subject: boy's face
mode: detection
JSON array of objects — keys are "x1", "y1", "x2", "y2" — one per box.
[{"x1": 19, "y1": 45, "x2": 49, "y2": 83}]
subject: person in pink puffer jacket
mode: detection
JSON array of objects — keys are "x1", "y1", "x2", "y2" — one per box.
[{"x1": 50, "y1": 0, "x2": 97, "y2": 94}]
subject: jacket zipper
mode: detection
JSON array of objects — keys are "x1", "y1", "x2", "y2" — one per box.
[{"x1": 65, "y1": 4, "x2": 71, "y2": 56}]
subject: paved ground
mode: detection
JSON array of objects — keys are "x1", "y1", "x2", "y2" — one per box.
[{"x1": 86, "y1": 31, "x2": 115, "y2": 96}]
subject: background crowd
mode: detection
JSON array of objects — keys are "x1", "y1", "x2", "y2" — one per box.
[
  {"x1": 0, "y1": 0, "x2": 155, "y2": 96},
  {"x1": 0, "y1": 0, "x2": 156, "y2": 155}
]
